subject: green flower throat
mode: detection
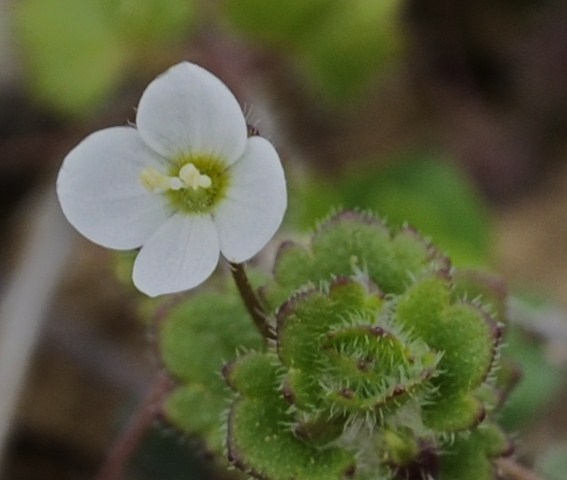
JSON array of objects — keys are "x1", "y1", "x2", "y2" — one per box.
[{"x1": 140, "y1": 155, "x2": 230, "y2": 213}]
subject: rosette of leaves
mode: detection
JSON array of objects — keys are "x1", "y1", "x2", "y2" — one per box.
[{"x1": 224, "y1": 211, "x2": 511, "y2": 480}]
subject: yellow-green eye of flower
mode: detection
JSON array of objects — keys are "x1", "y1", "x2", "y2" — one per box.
[{"x1": 139, "y1": 156, "x2": 230, "y2": 213}]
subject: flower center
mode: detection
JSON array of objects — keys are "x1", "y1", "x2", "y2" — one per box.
[
  {"x1": 139, "y1": 156, "x2": 229, "y2": 213},
  {"x1": 178, "y1": 163, "x2": 212, "y2": 190}
]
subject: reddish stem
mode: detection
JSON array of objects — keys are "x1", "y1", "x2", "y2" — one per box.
[
  {"x1": 229, "y1": 262, "x2": 274, "y2": 341},
  {"x1": 94, "y1": 372, "x2": 174, "y2": 480},
  {"x1": 496, "y1": 458, "x2": 543, "y2": 480}
]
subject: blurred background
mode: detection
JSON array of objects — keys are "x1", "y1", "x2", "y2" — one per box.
[{"x1": 1, "y1": 0, "x2": 567, "y2": 478}]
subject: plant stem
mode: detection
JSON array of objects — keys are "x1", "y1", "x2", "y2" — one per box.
[
  {"x1": 496, "y1": 458, "x2": 543, "y2": 480},
  {"x1": 229, "y1": 262, "x2": 274, "y2": 340},
  {"x1": 94, "y1": 372, "x2": 174, "y2": 480}
]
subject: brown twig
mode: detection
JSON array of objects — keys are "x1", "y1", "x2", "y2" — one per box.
[
  {"x1": 94, "y1": 372, "x2": 174, "y2": 480},
  {"x1": 229, "y1": 262, "x2": 274, "y2": 341},
  {"x1": 496, "y1": 458, "x2": 544, "y2": 480}
]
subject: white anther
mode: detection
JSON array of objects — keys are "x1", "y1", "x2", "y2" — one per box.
[
  {"x1": 168, "y1": 177, "x2": 184, "y2": 191},
  {"x1": 179, "y1": 163, "x2": 212, "y2": 191}
]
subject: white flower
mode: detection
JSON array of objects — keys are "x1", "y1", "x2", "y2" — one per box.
[{"x1": 57, "y1": 61, "x2": 287, "y2": 297}]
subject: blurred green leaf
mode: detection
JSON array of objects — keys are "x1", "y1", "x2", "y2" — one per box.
[
  {"x1": 223, "y1": 0, "x2": 402, "y2": 103},
  {"x1": 536, "y1": 444, "x2": 567, "y2": 480},
  {"x1": 499, "y1": 324, "x2": 564, "y2": 431},
  {"x1": 299, "y1": 0, "x2": 403, "y2": 102},
  {"x1": 223, "y1": 0, "x2": 340, "y2": 48},
  {"x1": 439, "y1": 424, "x2": 509, "y2": 480},
  {"x1": 105, "y1": 0, "x2": 195, "y2": 48},
  {"x1": 15, "y1": 0, "x2": 194, "y2": 116},
  {"x1": 134, "y1": 430, "x2": 210, "y2": 480},
  {"x1": 292, "y1": 152, "x2": 492, "y2": 266},
  {"x1": 160, "y1": 290, "x2": 262, "y2": 453},
  {"x1": 16, "y1": 0, "x2": 126, "y2": 115}
]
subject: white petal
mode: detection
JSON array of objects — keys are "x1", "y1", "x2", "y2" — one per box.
[
  {"x1": 214, "y1": 137, "x2": 287, "y2": 262},
  {"x1": 56, "y1": 127, "x2": 171, "y2": 250},
  {"x1": 136, "y1": 62, "x2": 247, "y2": 164},
  {"x1": 132, "y1": 213, "x2": 220, "y2": 297}
]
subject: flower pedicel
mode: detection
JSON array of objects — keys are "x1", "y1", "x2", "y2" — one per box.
[{"x1": 57, "y1": 62, "x2": 287, "y2": 296}]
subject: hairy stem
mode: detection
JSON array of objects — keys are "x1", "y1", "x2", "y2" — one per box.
[
  {"x1": 229, "y1": 262, "x2": 274, "y2": 340},
  {"x1": 496, "y1": 458, "x2": 543, "y2": 480},
  {"x1": 94, "y1": 372, "x2": 174, "y2": 480}
]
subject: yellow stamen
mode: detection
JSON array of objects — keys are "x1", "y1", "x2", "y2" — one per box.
[
  {"x1": 168, "y1": 177, "x2": 184, "y2": 191},
  {"x1": 140, "y1": 162, "x2": 213, "y2": 194},
  {"x1": 179, "y1": 163, "x2": 212, "y2": 191},
  {"x1": 140, "y1": 167, "x2": 169, "y2": 192}
]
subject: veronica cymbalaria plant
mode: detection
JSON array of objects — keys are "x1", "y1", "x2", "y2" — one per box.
[{"x1": 57, "y1": 61, "x2": 287, "y2": 296}]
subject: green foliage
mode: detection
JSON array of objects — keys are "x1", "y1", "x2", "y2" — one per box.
[
  {"x1": 398, "y1": 282, "x2": 499, "y2": 394},
  {"x1": 160, "y1": 291, "x2": 262, "y2": 453},
  {"x1": 133, "y1": 429, "x2": 211, "y2": 480},
  {"x1": 225, "y1": 352, "x2": 355, "y2": 480},
  {"x1": 275, "y1": 278, "x2": 440, "y2": 423},
  {"x1": 223, "y1": 0, "x2": 339, "y2": 47},
  {"x1": 499, "y1": 323, "x2": 564, "y2": 431},
  {"x1": 223, "y1": 0, "x2": 402, "y2": 103},
  {"x1": 156, "y1": 211, "x2": 511, "y2": 479},
  {"x1": 292, "y1": 153, "x2": 492, "y2": 267},
  {"x1": 298, "y1": 0, "x2": 403, "y2": 101},
  {"x1": 14, "y1": 0, "x2": 194, "y2": 116},
  {"x1": 103, "y1": 0, "x2": 194, "y2": 47},
  {"x1": 439, "y1": 424, "x2": 511, "y2": 480},
  {"x1": 221, "y1": 211, "x2": 510, "y2": 480},
  {"x1": 267, "y1": 211, "x2": 449, "y2": 307}
]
